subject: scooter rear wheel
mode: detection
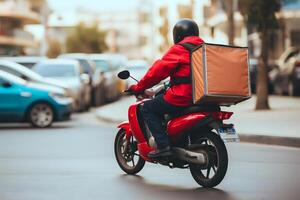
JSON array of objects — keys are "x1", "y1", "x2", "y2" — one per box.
[
  {"x1": 114, "y1": 129, "x2": 145, "y2": 175},
  {"x1": 189, "y1": 131, "x2": 228, "y2": 188}
]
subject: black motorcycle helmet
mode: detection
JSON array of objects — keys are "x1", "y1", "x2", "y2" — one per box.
[{"x1": 173, "y1": 19, "x2": 199, "y2": 44}]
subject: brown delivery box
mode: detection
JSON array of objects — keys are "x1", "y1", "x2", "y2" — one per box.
[{"x1": 184, "y1": 43, "x2": 251, "y2": 105}]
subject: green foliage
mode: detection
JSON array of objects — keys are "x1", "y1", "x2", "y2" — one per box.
[
  {"x1": 65, "y1": 22, "x2": 107, "y2": 53},
  {"x1": 46, "y1": 39, "x2": 61, "y2": 58},
  {"x1": 239, "y1": 0, "x2": 281, "y2": 31}
]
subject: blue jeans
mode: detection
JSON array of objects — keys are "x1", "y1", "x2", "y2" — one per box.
[{"x1": 142, "y1": 95, "x2": 187, "y2": 149}]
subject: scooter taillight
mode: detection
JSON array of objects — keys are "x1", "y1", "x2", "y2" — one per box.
[{"x1": 212, "y1": 111, "x2": 233, "y2": 120}]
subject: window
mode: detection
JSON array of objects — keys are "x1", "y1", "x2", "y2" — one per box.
[
  {"x1": 0, "y1": 65, "x2": 22, "y2": 77},
  {"x1": 32, "y1": 64, "x2": 77, "y2": 77}
]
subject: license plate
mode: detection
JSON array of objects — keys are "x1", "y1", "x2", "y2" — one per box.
[{"x1": 217, "y1": 127, "x2": 239, "y2": 142}]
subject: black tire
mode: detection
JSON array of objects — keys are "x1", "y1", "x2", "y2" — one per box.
[
  {"x1": 114, "y1": 129, "x2": 145, "y2": 175},
  {"x1": 189, "y1": 131, "x2": 228, "y2": 188},
  {"x1": 28, "y1": 103, "x2": 54, "y2": 128}
]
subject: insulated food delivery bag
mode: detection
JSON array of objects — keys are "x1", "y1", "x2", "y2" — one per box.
[{"x1": 182, "y1": 43, "x2": 251, "y2": 105}]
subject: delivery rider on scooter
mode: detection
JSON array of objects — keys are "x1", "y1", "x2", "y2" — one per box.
[{"x1": 128, "y1": 19, "x2": 204, "y2": 158}]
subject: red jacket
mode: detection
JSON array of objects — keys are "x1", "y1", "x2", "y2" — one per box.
[{"x1": 134, "y1": 36, "x2": 204, "y2": 106}]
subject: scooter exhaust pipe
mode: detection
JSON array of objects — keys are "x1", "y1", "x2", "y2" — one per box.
[{"x1": 172, "y1": 147, "x2": 207, "y2": 165}]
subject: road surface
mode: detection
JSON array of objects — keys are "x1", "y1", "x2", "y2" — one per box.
[{"x1": 0, "y1": 111, "x2": 299, "y2": 200}]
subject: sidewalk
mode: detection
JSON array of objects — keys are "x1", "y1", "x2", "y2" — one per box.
[{"x1": 95, "y1": 95, "x2": 300, "y2": 147}]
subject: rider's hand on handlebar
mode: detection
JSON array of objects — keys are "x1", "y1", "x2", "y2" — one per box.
[{"x1": 127, "y1": 84, "x2": 143, "y2": 95}]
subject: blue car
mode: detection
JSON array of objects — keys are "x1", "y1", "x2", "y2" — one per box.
[{"x1": 0, "y1": 70, "x2": 73, "y2": 128}]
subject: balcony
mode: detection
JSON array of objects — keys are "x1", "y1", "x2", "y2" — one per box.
[
  {"x1": 0, "y1": 2, "x2": 40, "y2": 25},
  {"x1": 0, "y1": 29, "x2": 37, "y2": 48}
]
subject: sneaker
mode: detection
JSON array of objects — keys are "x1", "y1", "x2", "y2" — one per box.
[{"x1": 148, "y1": 146, "x2": 172, "y2": 158}]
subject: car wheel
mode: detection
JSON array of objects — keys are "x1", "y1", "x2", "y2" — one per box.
[{"x1": 29, "y1": 103, "x2": 54, "y2": 128}]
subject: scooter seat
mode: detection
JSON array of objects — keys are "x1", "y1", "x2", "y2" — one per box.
[{"x1": 165, "y1": 104, "x2": 220, "y2": 121}]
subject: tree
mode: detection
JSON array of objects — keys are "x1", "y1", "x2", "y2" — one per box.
[
  {"x1": 222, "y1": 0, "x2": 235, "y2": 45},
  {"x1": 178, "y1": 0, "x2": 194, "y2": 19},
  {"x1": 239, "y1": 0, "x2": 281, "y2": 110},
  {"x1": 46, "y1": 39, "x2": 61, "y2": 58},
  {"x1": 158, "y1": 7, "x2": 170, "y2": 53},
  {"x1": 65, "y1": 22, "x2": 107, "y2": 53}
]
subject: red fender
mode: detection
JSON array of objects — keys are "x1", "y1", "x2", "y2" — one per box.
[{"x1": 117, "y1": 121, "x2": 132, "y2": 140}]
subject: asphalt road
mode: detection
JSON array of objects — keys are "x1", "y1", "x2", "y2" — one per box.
[{"x1": 0, "y1": 111, "x2": 299, "y2": 200}]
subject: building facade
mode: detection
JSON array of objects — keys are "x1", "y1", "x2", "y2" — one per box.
[{"x1": 0, "y1": 0, "x2": 40, "y2": 56}]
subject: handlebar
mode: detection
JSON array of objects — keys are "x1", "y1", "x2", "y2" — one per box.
[
  {"x1": 122, "y1": 83, "x2": 167, "y2": 99},
  {"x1": 144, "y1": 84, "x2": 165, "y2": 96},
  {"x1": 122, "y1": 89, "x2": 135, "y2": 95}
]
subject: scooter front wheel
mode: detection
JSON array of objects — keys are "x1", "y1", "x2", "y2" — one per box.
[
  {"x1": 114, "y1": 129, "x2": 145, "y2": 175},
  {"x1": 189, "y1": 131, "x2": 228, "y2": 188}
]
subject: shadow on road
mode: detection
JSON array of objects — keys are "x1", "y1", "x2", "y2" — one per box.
[{"x1": 119, "y1": 174, "x2": 237, "y2": 200}]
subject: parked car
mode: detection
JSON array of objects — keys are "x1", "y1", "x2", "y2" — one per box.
[
  {"x1": 249, "y1": 58, "x2": 274, "y2": 93},
  {"x1": 58, "y1": 53, "x2": 105, "y2": 106},
  {"x1": 102, "y1": 54, "x2": 128, "y2": 95},
  {"x1": 271, "y1": 47, "x2": 300, "y2": 96},
  {"x1": 125, "y1": 59, "x2": 149, "y2": 86},
  {"x1": 0, "y1": 56, "x2": 47, "y2": 68},
  {"x1": 0, "y1": 60, "x2": 70, "y2": 93},
  {"x1": 89, "y1": 54, "x2": 120, "y2": 102},
  {"x1": 32, "y1": 59, "x2": 91, "y2": 111},
  {"x1": 0, "y1": 70, "x2": 72, "y2": 128},
  {"x1": 93, "y1": 54, "x2": 127, "y2": 98}
]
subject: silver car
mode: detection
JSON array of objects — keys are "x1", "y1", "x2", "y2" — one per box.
[
  {"x1": 32, "y1": 59, "x2": 91, "y2": 112},
  {"x1": 90, "y1": 54, "x2": 127, "y2": 101},
  {"x1": 58, "y1": 53, "x2": 106, "y2": 106}
]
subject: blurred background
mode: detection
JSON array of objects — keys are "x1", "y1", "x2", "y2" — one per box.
[
  {"x1": 0, "y1": 0, "x2": 299, "y2": 126},
  {"x1": 0, "y1": 1, "x2": 300, "y2": 199}
]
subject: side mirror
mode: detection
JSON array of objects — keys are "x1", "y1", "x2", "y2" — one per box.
[
  {"x1": 1, "y1": 81, "x2": 12, "y2": 88},
  {"x1": 118, "y1": 70, "x2": 130, "y2": 80},
  {"x1": 80, "y1": 73, "x2": 90, "y2": 84}
]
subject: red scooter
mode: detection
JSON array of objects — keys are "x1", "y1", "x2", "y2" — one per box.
[{"x1": 114, "y1": 70, "x2": 239, "y2": 188}]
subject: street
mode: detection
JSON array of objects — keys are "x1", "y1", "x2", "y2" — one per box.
[{"x1": 0, "y1": 111, "x2": 299, "y2": 200}]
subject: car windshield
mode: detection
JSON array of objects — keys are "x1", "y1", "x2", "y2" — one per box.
[
  {"x1": 0, "y1": 62, "x2": 43, "y2": 81},
  {"x1": 0, "y1": 72, "x2": 26, "y2": 85},
  {"x1": 18, "y1": 62, "x2": 36, "y2": 69},
  {"x1": 33, "y1": 63, "x2": 77, "y2": 77},
  {"x1": 93, "y1": 59, "x2": 110, "y2": 72}
]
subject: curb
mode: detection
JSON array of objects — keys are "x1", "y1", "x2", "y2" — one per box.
[
  {"x1": 95, "y1": 113, "x2": 124, "y2": 124},
  {"x1": 95, "y1": 112, "x2": 300, "y2": 148},
  {"x1": 239, "y1": 134, "x2": 300, "y2": 148}
]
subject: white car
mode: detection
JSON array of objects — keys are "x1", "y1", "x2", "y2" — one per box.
[
  {"x1": 271, "y1": 47, "x2": 300, "y2": 96},
  {"x1": 32, "y1": 59, "x2": 91, "y2": 111},
  {"x1": 0, "y1": 60, "x2": 70, "y2": 92},
  {"x1": 0, "y1": 56, "x2": 47, "y2": 69}
]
